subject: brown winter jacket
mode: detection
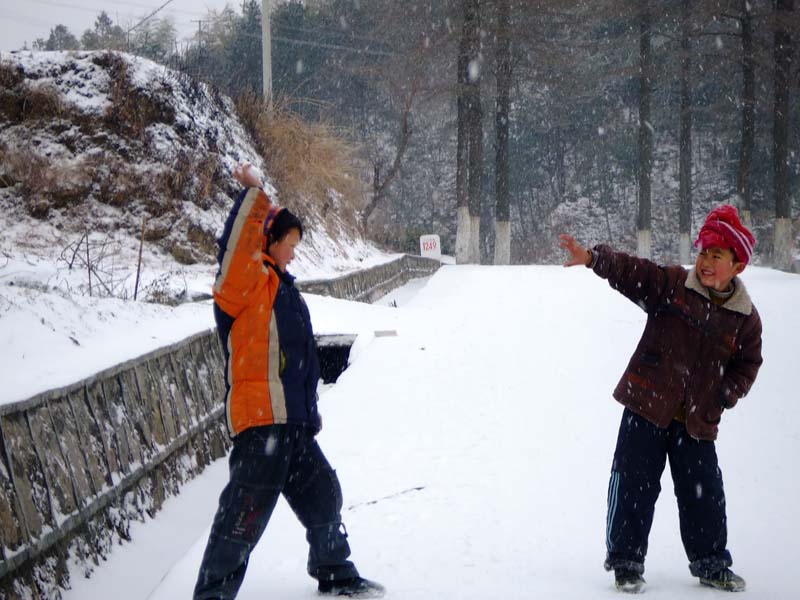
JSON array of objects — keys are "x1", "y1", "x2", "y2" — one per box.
[{"x1": 591, "y1": 244, "x2": 763, "y2": 441}]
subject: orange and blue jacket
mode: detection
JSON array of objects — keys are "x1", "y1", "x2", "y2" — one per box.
[{"x1": 213, "y1": 187, "x2": 321, "y2": 437}]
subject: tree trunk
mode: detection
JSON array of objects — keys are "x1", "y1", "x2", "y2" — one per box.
[
  {"x1": 465, "y1": 0, "x2": 483, "y2": 264},
  {"x1": 637, "y1": 0, "x2": 653, "y2": 259},
  {"x1": 773, "y1": 0, "x2": 794, "y2": 270},
  {"x1": 678, "y1": 0, "x2": 692, "y2": 264},
  {"x1": 736, "y1": 0, "x2": 755, "y2": 228},
  {"x1": 362, "y1": 100, "x2": 414, "y2": 228},
  {"x1": 494, "y1": 0, "x2": 512, "y2": 265},
  {"x1": 455, "y1": 23, "x2": 471, "y2": 264}
]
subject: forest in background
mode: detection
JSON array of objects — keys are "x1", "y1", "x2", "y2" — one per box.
[{"x1": 13, "y1": 0, "x2": 800, "y2": 267}]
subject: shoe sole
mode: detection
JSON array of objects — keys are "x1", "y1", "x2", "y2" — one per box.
[
  {"x1": 317, "y1": 592, "x2": 385, "y2": 599},
  {"x1": 615, "y1": 582, "x2": 645, "y2": 594},
  {"x1": 699, "y1": 579, "x2": 746, "y2": 592},
  {"x1": 317, "y1": 586, "x2": 386, "y2": 598}
]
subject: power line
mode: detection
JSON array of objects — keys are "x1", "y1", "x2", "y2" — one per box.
[
  {"x1": 127, "y1": 0, "x2": 175, "y2": 34},
  {"x1": 273, "y1": 22, "x2": 390, "y2": 47},
  {"x1": 104, "y1": 0, "x2": 179, "y2": 9},
  {"x1": 15, "y1": 0, "x2": 211, "y2": 25},
  {"x1": 222, "y1": 29, "x2": 395, "y2": 57},
  {"x1": 272, "y1": 34, "x2": 393, "y2": 57},
  {"x1": 191, "y1": 11, "x2": 392, "y2": 50}
]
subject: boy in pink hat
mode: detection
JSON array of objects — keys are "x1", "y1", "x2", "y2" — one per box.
[{"x1": 559, "y1": 205, "x2": 762, "y2": 594}]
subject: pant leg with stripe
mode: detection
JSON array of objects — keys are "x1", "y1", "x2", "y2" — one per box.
[
  {"x1": 604, "y1": 408, "x2": 669, "y2": 574},
  {"x1": 666, "y1": 421, "x2": 732, "y2": 577}
]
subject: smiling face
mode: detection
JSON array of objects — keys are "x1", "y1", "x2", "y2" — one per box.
[
  {"x1": 695, "y1": 245, "x2": 745, "y2": 292},
  {"x1": 268, "y1": 227, "x2": 301, "y2": 272}
]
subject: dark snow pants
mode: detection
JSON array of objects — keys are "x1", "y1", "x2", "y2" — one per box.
[
  {"x1": 604, "y1": 408, "x2": 732, "y2": 578},
  {"x1": 193, "y1": 424, "x2": 358, "y2": 600}
]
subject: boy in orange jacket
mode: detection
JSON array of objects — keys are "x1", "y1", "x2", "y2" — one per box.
[{"x1": 193, "y1": 164, "x2": 384, "y2": 599}]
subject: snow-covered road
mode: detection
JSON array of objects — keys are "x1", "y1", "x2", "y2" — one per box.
[{"x1": 62, "y1": 265, "x2": 800, "y2": 599}]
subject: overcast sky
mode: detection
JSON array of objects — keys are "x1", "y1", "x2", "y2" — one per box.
[{"x1": 0, "y1": 0, "x2": 238, "y2": 53}]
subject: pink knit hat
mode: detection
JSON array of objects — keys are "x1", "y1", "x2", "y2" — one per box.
[
  {"x1": 260, "y1": 204, "x2": 284, "y2": 251},
  {"x1": 262, "y1": 205, "x2": 284, "y2": 238},
  {"x1": 694, "y1": 205, "x2": 756, "y2": 265}
]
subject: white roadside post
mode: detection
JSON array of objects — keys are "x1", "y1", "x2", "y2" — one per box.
[{"x1": 420, "y1": 234, "x2": 442, "y2": 261}]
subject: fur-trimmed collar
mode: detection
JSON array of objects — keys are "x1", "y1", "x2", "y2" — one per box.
[{"x1": 686, "y1": 268, "x2": 753, "y2": 315}]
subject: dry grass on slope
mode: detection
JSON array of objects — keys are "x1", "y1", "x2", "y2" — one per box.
[
  {"x1": 235, "y1": 93, "x2": 368, "y2": 238},
  {"x1": 0, "y1": 54, "x2": 224, "y2": 265}
]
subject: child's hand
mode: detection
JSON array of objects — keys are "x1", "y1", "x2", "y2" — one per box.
[
  {"x1": 233, "y1": 162, "x2": 264, "y2": 188},
  {"x1": 559, "y1": 234, "x2": 592, "y2": 267}
]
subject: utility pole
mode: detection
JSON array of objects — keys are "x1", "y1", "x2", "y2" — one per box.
[
  {"x1": 262, "y1": 0, "x2": 273, "y2": 109},
  {"x1": 192, "y1": 19, "x2": 204, "y2": 75}
]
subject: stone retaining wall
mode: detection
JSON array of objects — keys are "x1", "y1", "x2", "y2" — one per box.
[
  {"x1": 0, "y1": 254, "x2": 441, "y2": 599},
  {"x1": 0, "y1": 331, "x2": 229, "y2": 600},
  {"x1": 298, "y1": 254, "x2": 441, "y2": 302}
]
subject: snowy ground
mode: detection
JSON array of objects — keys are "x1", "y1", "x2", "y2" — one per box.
[{"x1": 53, "y1": 264, "x2": 799, "y2": 600}]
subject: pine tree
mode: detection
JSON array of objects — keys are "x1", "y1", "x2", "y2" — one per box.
[
  {"x1": 81, "y1": 12, "x2": 126, "y2": 51},
  {"x1": 40, "y1": 25, "x2": 80, "y2": 51}
]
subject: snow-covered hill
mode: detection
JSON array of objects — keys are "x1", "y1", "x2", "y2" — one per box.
[{"x1": 0, "y1": 49, "x2": 393, "y2": 282}]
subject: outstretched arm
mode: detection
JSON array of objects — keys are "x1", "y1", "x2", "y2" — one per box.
[
  {"x1": 558, "y1": 234, "x2": 592, "y2": 267},
  {"x1": 213, "y1": 166, "x2": 273, "y2": 317},
  {"x1": 564, "y1": 237, "x2": 679, "y2": 313}
]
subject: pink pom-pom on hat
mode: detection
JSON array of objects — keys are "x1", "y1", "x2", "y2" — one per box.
[{"x1": 694, "y1": 204, "x2": 756, "y2": 265}]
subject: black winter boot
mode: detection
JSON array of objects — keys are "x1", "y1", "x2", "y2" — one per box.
[
  {"x1": 699, "y1": 568, "x2": 746, "y2": 592},
  {"x1": 318, "y1": 576, "x2": 386, "y2": 598},
  {"x1": 614, "y1": 569, "x2": 646, "y2": 594}
]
